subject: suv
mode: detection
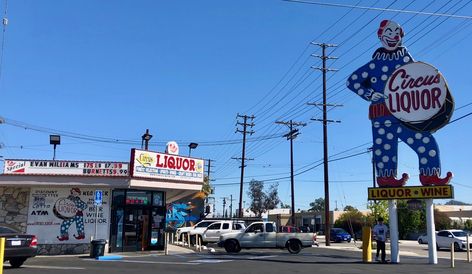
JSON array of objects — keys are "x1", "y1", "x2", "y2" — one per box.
[
  {"x1": 201, "y1": 221, "x2": 246, "y2": 244},
  {"x1": 436, "y1": 229, "x2": 472, "y2": 251},
  {"x1": 176, "y1": 220, "x2": 216, "y2": 241}
]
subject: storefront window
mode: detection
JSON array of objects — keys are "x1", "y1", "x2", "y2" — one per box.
[
  {"x1": 126, "y1": 191, "x2": 151, "y2": 205},
  {"x1": 152, "y1": 192, "x2": 163, "y2": 206}
]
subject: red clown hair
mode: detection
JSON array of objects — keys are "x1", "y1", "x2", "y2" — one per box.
[{"x1": 377, "y1": 20, "x2": 404, "y2": 39}]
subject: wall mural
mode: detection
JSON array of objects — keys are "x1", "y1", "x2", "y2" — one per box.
[
  {"x1": 27, "y1": 187, "x2": 110, "y2": 244},
  {"x1": 166, "y1": 192, "x2": 206, "y2": 230},
  {"x1": 346, "y1": 20, "x2": 454, "y2": 187}
]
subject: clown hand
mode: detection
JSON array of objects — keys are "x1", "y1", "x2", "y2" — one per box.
[{"x1": 370, "y1": 92, "x2": 388, "y2": 102}]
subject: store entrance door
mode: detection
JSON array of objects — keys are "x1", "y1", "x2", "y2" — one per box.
[{"x1": 123, "y1": 208, "x2": 150, "y2": 252}]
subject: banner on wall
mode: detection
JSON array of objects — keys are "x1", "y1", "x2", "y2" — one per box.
[
  {"x1": 4, "y1": 159, "x2": 128, "y2": 177},
  {"x1": 26, "y1": 187, "x2": 110, "y2": 244},
  {"x1": 130, "y1": 149, "x2": 204, "y2": 183}
]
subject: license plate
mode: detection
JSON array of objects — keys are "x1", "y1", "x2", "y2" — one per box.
[{"x1": 11, "y1": 240, "x2": 21, "y2": 246}]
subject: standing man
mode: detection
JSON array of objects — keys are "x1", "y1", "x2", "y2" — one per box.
[{"x1": 373, "y1": 217, "x2": 388, "y2": 263}]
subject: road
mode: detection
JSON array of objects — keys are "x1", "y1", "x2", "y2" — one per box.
[{"x1": 3, "y1": 241, "x2": 471, "y2": 274}]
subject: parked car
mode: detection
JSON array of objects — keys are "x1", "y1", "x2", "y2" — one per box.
[
  {"x1": 436, "y1": 229, "x2": 472, "y2": 251},
  {"x1": 218, "y1": 221, "x2": 316, "y2": 254},
  {"x1": 330, "y1": 228, "x2": 352, "y2": 243},
  {"x1": 176, "y1": 220, "x2": 216, "y2": 241},
  {"x1": 417, "y1": 231, "x2": 438, "y2": 244},
  {"x1": 201, "y1": 220, "x2": 246, "y2": 244},
  {"x1": 0, "y1": 225, "x2": 38, "y2": 268}
]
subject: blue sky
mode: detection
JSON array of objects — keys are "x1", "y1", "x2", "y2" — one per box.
[{"x1": 1, "y1": 0, "x2": 471, "y2": 214}]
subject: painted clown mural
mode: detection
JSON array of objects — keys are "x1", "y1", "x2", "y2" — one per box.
[
  {"x1": 346, "y1": 20, "x2": 454, "y2": 187},
  {"x1": 55, "y1": 188, "x2": 88, "y2": 241}
]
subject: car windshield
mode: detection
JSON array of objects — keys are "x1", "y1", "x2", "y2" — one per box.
[
  {"x1": 0, "y1": 226, "x2": 18, "y2": 234},
  {"x1": 333, "y1": 229, "x2": 347, "y2": 234},
  {"x1": 196, "y1": 221, "x2": 214, "y2": 228},
  {"x1": 452, "y1": 231, "x2": 468, "y2": 237}
]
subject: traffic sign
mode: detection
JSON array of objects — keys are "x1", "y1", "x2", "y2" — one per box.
[{"x1": 94, "y1": 190, "x2": 103, "y2": 206}]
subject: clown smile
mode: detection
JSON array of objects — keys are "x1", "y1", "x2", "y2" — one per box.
[{"x1": 384, "y1": 37, "x2": 399, "y2": 47}]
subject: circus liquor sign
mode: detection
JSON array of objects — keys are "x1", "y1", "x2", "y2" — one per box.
[
  {"x1": 384, "y1": 62, "x2": 454, "y2": 132},
  {"x1": 130, "y1": 149, "x2": 204, "y2": 183}
]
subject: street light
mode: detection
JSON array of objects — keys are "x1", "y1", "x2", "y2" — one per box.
[
  {"x1": 50, "y1": 135, "x2": 61, "y2": 160},
  {"x1": 141, "y1": 129, "x2": 153, "y2": 150},
  {"x1": 188, "y1": 142, "x2": 198, "y2": 157}
]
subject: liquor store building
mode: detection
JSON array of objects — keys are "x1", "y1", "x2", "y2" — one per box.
[{"x1": 0, "y1": 148, "x2": 204, "y2": 255}]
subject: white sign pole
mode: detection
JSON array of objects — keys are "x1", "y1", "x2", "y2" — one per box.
[
  {"x1": 426, "y1": 199, "x2": 438, "y2": 264},
  {"x1": 94, "y1": 205, "x2": 98, "y2": 240},
  {"x1": 388, "y1": 200, "x2": 399, "y2": 263}
]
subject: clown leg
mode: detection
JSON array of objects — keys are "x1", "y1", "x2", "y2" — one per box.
[
  {"x1": 399, "y1": 128, "x2": 452, "y2": 185},
  {"x1": 372, "y1": 117, "x2": 409, "y2": 187},
  {"x1": 73, "y1": 216, "x2": 86, "y2": 240},
  {"x1": 57, "y1": 220, "x2": 72, "y2": 241}
]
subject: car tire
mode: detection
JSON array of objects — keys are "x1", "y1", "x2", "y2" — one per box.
[
  {"x1": 454, "y1": 242, "x2": 461, "y2": 252},
  {"x1": 287, "y1": 240, "x2": 302, "y2": 254},
  {"x1": 418, "y1": 239, "x2": 423, "y2": 244},
  {"x1": 436, "y1": 244, "x2": 440, "y2": 251},
  {"x1": 9, "y1": 258, "x2": 26, "y2": 268},
  {"x1": 347, "y1": 239, "x2": 352, "y2": 243},
  {"x1": 224, "y1": 240, "x2": 241, "y2": 253}
]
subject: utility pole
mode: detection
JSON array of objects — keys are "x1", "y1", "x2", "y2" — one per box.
[
  {"x1": 222, "y1": 197, "x2": 227, "y2": 218},
  {"x1": 275, "y1": 120, "x2": 306, "y2": 226},
  {"x1": 234, "y1": 114, "x2": 255, "y2": 218},
  {"x1": 229, "y1": 194, "x2": 233, "y2": 218},
  {"x1": 308, "y1": 42, "x2": 340, "y2": 247}
]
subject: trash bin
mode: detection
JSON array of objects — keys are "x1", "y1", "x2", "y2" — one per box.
[{"x1": 90, "y1": 239, "x2": 107, "y2": 258}]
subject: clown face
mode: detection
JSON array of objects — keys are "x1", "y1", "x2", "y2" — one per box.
[{"x1": 378, "y1": 20, "x2": 403, "y2": 51}]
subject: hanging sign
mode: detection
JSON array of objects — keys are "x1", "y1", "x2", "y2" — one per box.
[{"x1": 130, "y1": 149, "x2": 204, "y2": 183}]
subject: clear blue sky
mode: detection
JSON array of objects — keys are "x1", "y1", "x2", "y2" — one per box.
[{"x1": 1, "y1": 0, "x2": 471, "y2": 214}]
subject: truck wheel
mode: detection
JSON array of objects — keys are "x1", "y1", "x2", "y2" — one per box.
[
  {"x1": 287, "y1": 240, "x2": 302, "y2": 254},
  {"x1": 224, "y1": 240, "x2": 241, "y2": 253},
  {"x1": 10, "y1": 258, "x2": 26, "y2": 268}
]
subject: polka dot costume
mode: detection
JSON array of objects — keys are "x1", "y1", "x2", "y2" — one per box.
[
  {"x1": 57, "y1": 194, "x2": 88, "y2": 241},
  {"x1": 346, "y1": 45, "x2": 444, "y2": 185}
]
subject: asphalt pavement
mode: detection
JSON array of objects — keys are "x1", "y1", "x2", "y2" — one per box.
[{"x1": 3, "y1": 242, "x2": 471, "y2": 274}]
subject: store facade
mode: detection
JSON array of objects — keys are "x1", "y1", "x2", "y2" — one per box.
[{"x1": 0, "y1": 147, "x2": 204, "y2": 255}]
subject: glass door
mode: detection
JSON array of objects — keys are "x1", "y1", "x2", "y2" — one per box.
[{"x1": 122, "y1": 208, "x2": 150, "y2": 251}]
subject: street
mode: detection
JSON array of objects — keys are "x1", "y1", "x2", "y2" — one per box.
[{"x1": 3, "y1": 241, "x2": 472, "y2": 274}]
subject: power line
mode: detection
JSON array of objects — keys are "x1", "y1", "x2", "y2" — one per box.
[{"x1": 283, "y1": 0, "x2": 472, "y2": 19}]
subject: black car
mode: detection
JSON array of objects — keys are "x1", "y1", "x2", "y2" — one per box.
[{"x1": 0, "y1": 226, "x2": 38, "y2": 268}]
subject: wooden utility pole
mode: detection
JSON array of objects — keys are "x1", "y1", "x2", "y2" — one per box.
[
  {"x1": 309, "y1": 42, "x2": 340, "y2": 246},
  {"x1": 275, "y1": 120, "x2": 306, "y2": 226},
  {"x1": 235, "y1": 114, "x2": 255, "y2": 218}
]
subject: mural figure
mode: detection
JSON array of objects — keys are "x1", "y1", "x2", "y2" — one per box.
[
  {"x1": 55, "y1": 188, "x2": 88, "y2": 241},
  {"x1": 346, "y1": 20, "x2": 453, "y2": 187}
]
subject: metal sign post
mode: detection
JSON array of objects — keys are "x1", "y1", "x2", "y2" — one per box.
[{"x1": 94, "y1": 190, "x2": 103, "y2": 240}]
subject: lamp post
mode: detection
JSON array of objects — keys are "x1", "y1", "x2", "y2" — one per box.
[
  {"x1": 188, "y1": 142, "x2": 198, "y2": 157},
  {"x1": 49, "y1": 135, "x2": 60, "y2": 160},
  {"x1": 141, "y1": 129, "x2": 152, "y2": 151}
]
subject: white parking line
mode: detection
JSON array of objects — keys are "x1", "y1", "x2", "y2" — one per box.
[
  {"x1": 23, "y1": 265, "x2": 86, "y2": 270},
  {"x1": 101, "y1": 259, "x2": 201, "y2": 265}
]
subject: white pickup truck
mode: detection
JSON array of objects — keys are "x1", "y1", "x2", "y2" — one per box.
[{"x1": 217, "y1": 221, "x2": 315, "y2": 254}]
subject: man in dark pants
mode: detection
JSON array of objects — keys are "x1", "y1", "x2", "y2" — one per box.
[{"x1": 373, "y1": 217, "x2": 388, "y2": 263}]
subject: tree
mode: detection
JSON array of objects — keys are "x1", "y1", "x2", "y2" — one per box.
[
  {"x1": 397, "y1": 200, "x2": 424, "y2": 239},
  {"x1": 246, "y1": 180, "x2": 280, "y2": 217},
  {"x1": 344, "y1": 205, "x2": 356, "y2": 211},
  {"x1": 445, "y1": 200, "x2": 470, "y2": 205},
  {"x1": 334, "y1": 208, "x2": 366, "y2": 237},
  {"x1": 280, "y1": 202, "x2": 291, "y2": 209},
  {"x1": 367, "y1": 201, "x2": 389, "y2": 225},
  {"x1": 201, "y1": 175, "x2": 212, "y2": 196},
  {"x1": 309, "y1": 198, "x2": 325, "y2": 212},
  {"x1": 434, "y1": 209, "x2": 451, "y2": 230}
]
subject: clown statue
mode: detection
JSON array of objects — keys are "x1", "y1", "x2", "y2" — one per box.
[
  {"x1": 346, "y1": 20, "x2": 453, "y2": 187},
  {"x1": 57, "y1": 188, "x2": 88, "y2": 241}
]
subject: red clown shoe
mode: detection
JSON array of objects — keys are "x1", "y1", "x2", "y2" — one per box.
[
  {"x1": 420, "y1": 172, "x2": 453, "y2": 186},
  {"x1": 377, "y1": 173, "x2": 409, "y2": 187},
  {"x1": 57, "y1": 235, "x2": 69, "y2": 241}
]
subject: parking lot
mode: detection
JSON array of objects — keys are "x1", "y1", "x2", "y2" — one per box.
[{"x1": 2, "y1": 240, "x2": 472, "y2": 274}]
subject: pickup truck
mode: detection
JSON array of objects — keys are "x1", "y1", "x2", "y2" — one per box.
[{"x1": 217, "y1": 221, "x2": 315, "y2": 254}]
